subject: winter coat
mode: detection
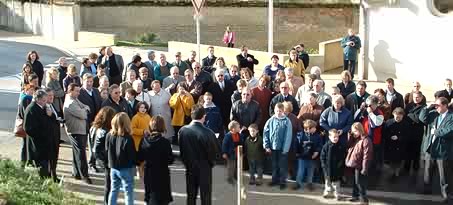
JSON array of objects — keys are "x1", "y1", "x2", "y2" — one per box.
[
  {"x1": 295, "y1": 131, "x2": 322, "y2": 160},
  {"x1": 319, "y1": 106, "x2": 353, "y2": 144},
  {"x1": 263, "y1": 115, "x2": 293, "y2": 153},
  {"x1": 63, "y1": 96, "x2": 89, "y2": 135},
  {"x1": 105, "y1": 133, "x2": 137, "y2": 169},
  {"x1": 340, "y1": 35, "x2": 361, "y2": 61},
  {"x1": 131, "y1": 112, "x2": 151, "y2": 151},
  {"x1": 345, "y1": 92, "x2": 370, "y2": 115},
  {"x1": 263, "y1": 64, "x2": 285, "y2": 81},
  {"x1": 245, "y1": 135, "x2": 264, "y2": 161},
  {"x1": 46, "y1": 79, "x2": 65, "y2": 114},
  {"x1": 137, "y1": 133, "x2": 174, "y2": 204},
  {"x1": 383, "y1": 118, "x2": 409, "y2": 162},
  {"x1": 337, "y1": 81, "x2": 356, "y2": 99},
  {"x1": 91, "y1": 127, "x2": 108, "y2": 168},
  {"x1": 320, "y1": 141, "x2": 346, "y2": 181},
  {"x1": 203, "y1": 104, "x2": 223, "y2": 134},
  {"x1": 62, "y1": 75, "x2": 81, "y2": 93},
  {"x1": 230, "y1": 100, "x2": 261, "y2": 128},
  {"x1": 23, "y1": 101, "x2": 54, "y2": 161},
  {"x1": 345, "y1": 135, "x2": 373, "y2": 174},
  {"x1": 419, "y1": 108, "x2": 453, "y2": 160},
  {"x1": 405, "y1": 102, "x2": 426, "y2": 142},
  {"x1": 222, "y1": 132, "x2": 246, "y2": 160},
  {"x1": 284, "y1": 59, "x2": 305, "y2": 78},
  {"x1": 169, "y1": 93, "x2": 194, "y2": 126}
]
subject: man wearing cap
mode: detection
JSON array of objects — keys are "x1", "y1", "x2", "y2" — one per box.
[
  {"x1": 263, "y1": 55, "x2": 285, "y2": 81},
  {"x1": 173, "y1": 51, "x2": 190, "y2": 75}
]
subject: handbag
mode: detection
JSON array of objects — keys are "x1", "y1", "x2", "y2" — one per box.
[
  {"x1": 178, "y1": 96, "x2": 192, "y2": 124},
  {"x1": 14, "y1": 118, "x2": 26, "y2": 138}
]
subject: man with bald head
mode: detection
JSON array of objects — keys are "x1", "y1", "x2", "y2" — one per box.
[
  {"x1": 162, "y1": 66, "x2": 185, "y2": 95},
  {"x1": 269, "y1": 81, "x2": 299, "y2": 115}
]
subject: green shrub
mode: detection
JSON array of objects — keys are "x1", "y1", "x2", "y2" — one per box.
[
  {"x1": 136, "y1": 32, "x2": 159, "y2": 44},
  {"x1": 0, "y1": 159, "x2": 93, "y2": 205}
]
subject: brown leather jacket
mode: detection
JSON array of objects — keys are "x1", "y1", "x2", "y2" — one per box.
[{"x1": 345, "y1": 135, "x2": 373, "y2": 174}]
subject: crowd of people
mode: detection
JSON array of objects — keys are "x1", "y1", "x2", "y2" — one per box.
[{"x1": 15, "y1": 29, "x2": 453, "y2": 205}]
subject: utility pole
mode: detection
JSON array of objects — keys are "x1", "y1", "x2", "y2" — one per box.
[{"x1": 268, "y1": 0, "x2": 273, "y2": 53}]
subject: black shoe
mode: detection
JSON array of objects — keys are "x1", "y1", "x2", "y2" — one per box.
[
  {"x1": 255, "y1": 180, "x2": 262, "y2": 186},
  {"x1": 268, "y1": 181, "x2": 278, "y2": 187},
  {"x1": 279, "y1": 184, "x2": 287, "y2": 190},
  {"x1": 53, "y1": 177, "x2": 61, "y2": 183},
  {"x1": 59, "y1": 140, "x2": 65, "y2": 144},
  {"x1": 83, "y1": 177, "x2": 92, "y2": 185},
  {"x1": 249, "y1": 180, "x2": 256, "y2": 185},
  {"x1": 73, "y1": 175, "x2": 82, "y2": 180},
  {"x1": 89, "y1": 166, "x2": 101, "y2": 173},
  {"x1": 291, "y1": 184, "x2": 301, "y2": 190},
  {"x1": 441, "y1": 198, "x2": 449, "y2": 204},
  {"x1": 349, "y1": 197, "x2": 359, "y2": 202}
]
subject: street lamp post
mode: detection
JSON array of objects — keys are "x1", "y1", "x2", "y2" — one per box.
[{"x1": 268, "y1": 0, "x2": 273, "y2": 53}]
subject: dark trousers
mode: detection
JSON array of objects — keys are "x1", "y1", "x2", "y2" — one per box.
[
  {"x1": 49, "y1": 143, "x2": 60, "y2": 181},
  {"x1": 110, "y1": 75, "x2": 122, "y2": 86},
  {"x1": 173, "y1": 126, "x2": 182, "y2": 145},
  {"x1": 423, "y1": 154, "x2": 453, "y2": 199},
  {"x1": 21, "y1": 137, "x2": 27, "y2": 163},
  {"x1": 343, "y1": 60, "x2": 356, "y2": 79},
  {"x1": 88, "y1": 132, "x2": 96, "y2": 168},
  {"x1": 404, "y1": 140, "x2": 421, "y2": 173},
  {"x1": 186, "y1": 163, "x2": 212, "y2": 205},
  {"x1": 104, "y1": 167, "x2": 111, "y2": 205},
  {"x1": 68, "y1": 134, "x2": 89, "y2": 178},
  {"x1": 352, "y1": 168, "x2": 368, "y2": 201},
  {"x1": 271, "y1": 150, "x2": 288, "y2": 185},
  {"x1": 34, "y1": 160, "x2": 50, "y2": 178},
  {"x1": 227, "y1": 43, "x2": 234, "y2": 48}
]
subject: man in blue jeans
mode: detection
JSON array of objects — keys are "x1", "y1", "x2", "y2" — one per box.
[
  {"x1": 263, "y1": 103, "x2": 293, "y2": 189},
  {"x1": 341, "y1": 28, "x2": 361, "y2": 80}
]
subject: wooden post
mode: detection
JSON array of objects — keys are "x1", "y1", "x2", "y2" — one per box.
[{"x1": 237, "y1": 146, "x2": 246, "y2": 205}]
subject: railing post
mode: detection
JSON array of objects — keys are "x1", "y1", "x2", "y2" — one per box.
[{"x1": 237, "y1": 146, "x2": 246, "y2": 205}]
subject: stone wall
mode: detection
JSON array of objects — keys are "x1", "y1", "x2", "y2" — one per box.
[{"x1": 80, "y1": 6, "x2": 359, "y2": 53}]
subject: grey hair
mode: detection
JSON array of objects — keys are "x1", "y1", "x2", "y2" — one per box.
[
  {"x1": 366, "y1": 95, "x2": 379, "y2": 106},
  {"x1": 170, "y1": 66, "x2": 179, "y2": 73},
  {"x1": 332, "y1": 95, "x2": 345, "y2": 106},
  {"x1": 147, "y1": 50, "x2": 155, "y2": 55},
  {"x1": 33, "y1": 89, "x2": 48, "y2": 101}
]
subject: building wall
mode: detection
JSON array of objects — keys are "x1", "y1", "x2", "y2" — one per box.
[
  {"x1": 80, "y1": 6, "x2": 359, "y2": 53},
  {"x1": 365, "y1": 0, "x2": 453, "y2": 86}
]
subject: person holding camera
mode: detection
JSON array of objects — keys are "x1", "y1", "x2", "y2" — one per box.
[
  {"x1": 353, "y1": 95, "x2": 384, "y2": 176},
  {"x1": 341, "y1": 29, "x2": 361, "y2": 79},
  {"x1": 419, "y1": 97, "x2": 453, "y2": 203}
]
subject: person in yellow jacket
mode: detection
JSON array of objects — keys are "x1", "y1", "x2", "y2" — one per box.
[
  {"x1": 131, "y1": 101, "x2": 151, "y2": 179},
  {"x1": 169, "y1": 86, "x2": 194, "y2": 144},
  {"x1": 284, "y1": 49, "x2": 306, "y2": 82}
]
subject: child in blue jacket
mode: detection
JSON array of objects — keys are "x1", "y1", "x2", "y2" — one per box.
[
  {"x1": 293, "y1": 119, "x2": 322, "y2": 191},
  {"x1": 222, "y1": 120, "x2": 245, "y2": 184}
]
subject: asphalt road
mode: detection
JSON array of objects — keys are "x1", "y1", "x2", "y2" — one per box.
[{"x1": 0, "y1": 40, "x2": 79, "y2": 130}]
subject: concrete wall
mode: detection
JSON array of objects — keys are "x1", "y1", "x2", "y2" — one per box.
[
  {"x1": 80, "y1": 6, "x2": 359, "y2": 53},
  {"x1": 0, "y1": 1, "x2": 79, "y2": 41},
  {"x1": 365, "y1": 0, "x2": 453, "y2": 86},
  {"x1": 319, "y1": 38, "x2": 343, "y2": 72},
  {"x1": 77, "y1": 0, "x2": 360, "y2": 6}
]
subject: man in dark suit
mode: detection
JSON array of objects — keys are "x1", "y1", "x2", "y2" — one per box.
[
  {"x1": 78, "y1": 73, "x2": 102, "y2": 172},
  {"x1": 419, "y1": 97, "x2": 453, "y2": 203},
  {"x1": 193, "y1": 62, "x2": 213, "y2": 92},
  {"x1": 104, "y1": 47, "x2": 125, "y2": 86},
  {"x1": 201, "y1": 46, "x2": 217, "y2": 74},
  {"x1": 178, "y1": 104, "x2": 219, "y2": 205},
  {"x1": 269, "y1": 81, "x2": 299, "y2": 116},
  {"x1": 178, "y1": 69, "x2": 203, "y2": 103},
  {"x1": 206, "y1": 69, "x2": 236, "y2": 128},
  {"x1": 23, "y1": 89, "x2": 53, "y2": 178},
  {"x1": 236, "y1": 45, "x2": 259, "y2": 73},
  {"x1": 437, "y1": 78, "x2": 453, "y2": 103},
  {"x1": 45, "y1": 88, "x2": 63, "y2": 182},
  {"x1": 385, "y1": 78, "x2": 405, "y2": 112},
  {"x1": 57, "y1": 57, "x2": 68, "y2": 89}
]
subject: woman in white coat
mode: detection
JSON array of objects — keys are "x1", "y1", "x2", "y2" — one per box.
[{"x1": 149, "y1": 80, "x2": 174, "y2": 139}]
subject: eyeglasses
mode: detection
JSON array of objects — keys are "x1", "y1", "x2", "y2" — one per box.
[
  {"x1": 217, "y1": 75, "x2": 224, "y2": 77},
  {"x1": 194, "y1": 67, "x2": 201, "y2": 69},
  {"x1": 241, "y1": 93, "x2": 251, "y2": 96},
  {"x1": 113, "y1": 92, "x2": 120, "y2": 94}
]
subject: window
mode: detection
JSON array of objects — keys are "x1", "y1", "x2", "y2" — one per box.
[{"x1": 432, "y1": 0, "x2": 453, "y2": 16}]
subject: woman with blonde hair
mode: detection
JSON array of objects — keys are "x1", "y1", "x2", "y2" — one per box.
[
  {"x1": 138, "y1": 115, "x2": 174, "y2": 205},
  {"x1": 345, "y1": 122, "x2": 373, "y2": 204},
  {"x1": 62, "y1": 64, "x2": 81, "y2": 92},
  {"x1": 240, "y1": 67, "x2": 258, "y2": 89},
  {"x1": 46, "y1": 67, "x2": 65, "y2": 116},
  {"x1": 223, "y1": 25, "x2": 236, "y2": 48},
  {"x1": 337, "y1": 70, "x2": 356, "y2": 98},
  {"x1": 284, "y1": 49, "x2": 305, "y2": 81},
  {"x1": 106, "y1": 112, "x2": 137, "y2": 205}
]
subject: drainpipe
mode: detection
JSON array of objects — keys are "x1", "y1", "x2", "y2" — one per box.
[{"x1": 358, "y1": 0, "x2": 369, "y2": 80}]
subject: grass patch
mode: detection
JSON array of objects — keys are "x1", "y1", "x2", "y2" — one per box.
[
  {"x1": 115, "y1": 40, "x2": 168, "y2": 48},
  {"x1": 0, "y1": 159, "x2": 94, "y2": 205}
]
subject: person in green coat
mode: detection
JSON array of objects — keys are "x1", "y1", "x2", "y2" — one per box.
[
  {"x1": 419, "y1": 97, "x2": 453, "y2": 203},
  {"x1": 340, "y1": 29, "x2": 361, "y2": 79}
]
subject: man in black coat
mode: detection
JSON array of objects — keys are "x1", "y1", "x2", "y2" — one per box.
[
  {"x1": 206, "y1": 69, "x2": 236, "y2": 128},
  {"x1": 57, "y1": 57, "x2": 68, "y2": 89},
  {"x1": 385, "y1": 78, "x2": 405, "y2": 112},
  {"x1": 101, "y1": 84, "x2": 133, "y2": 118},
  {"x1": 193, "y1": 62, "x2": 213, "y2": 92},
  {"x1": 178, "y1": 105, "x2": 219, "y2": 205},
  {"x1": 236, "y1": 45, "x2": 259, "y2": 73},
  {"x1": 45, "y1": 88, "x2": 63, "y2": 182},
  {"x1": 269, "y1": 81, "x2": 299, "y2": 115},
  {"x1": 201, "y1": 46, "x2": 217, "y2": 74},
  {"x1": 437, "y1": 78, "x2": 453, "y2": 103},
  {"x1": 78, "y1": 73, "x2": 102, "y2": 172},
  {"x1": 23, "y1": 89, "x2": 53, "y2": 178}
]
